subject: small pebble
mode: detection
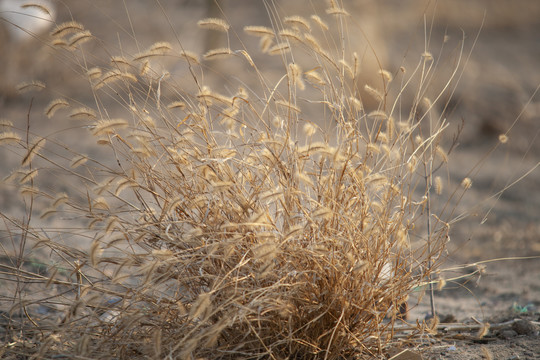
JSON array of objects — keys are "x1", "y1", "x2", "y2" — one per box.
[
  {"x1": 512, "y1": 319, "x2": 538, "y2": 335},
  {"x1": 37, "y1": 304, "x2": 50, "y2": 315},
  {"x1": 439, "y1": 314, "x2": 457, "y2": 323},
  {"x1": 498, "y1": 329, "x2": 518, "y2": 339}
]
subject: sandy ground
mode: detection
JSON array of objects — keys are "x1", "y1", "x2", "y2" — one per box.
[{"x1": 1, "y1": 1, "x2": 539, "y2": 358}]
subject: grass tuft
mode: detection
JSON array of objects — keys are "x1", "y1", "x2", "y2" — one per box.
[{"x1": 0, "y1": 1, "x2": 503, "y2": 359}]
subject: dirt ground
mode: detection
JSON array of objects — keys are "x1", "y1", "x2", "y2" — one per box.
[{"x1": 1, "y1": 1, "x2": 539, "y2": 359}]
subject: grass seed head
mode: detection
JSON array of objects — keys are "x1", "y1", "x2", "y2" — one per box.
[
  {"x1": 68, "y1": 30, "x2": 93, "y2": 47},
  {"x1": 20, "y1": 169, "x2": 39, "y2": 184},
  {"x1": 21, "y1": 138, "x2": 46, "y2": 166},
  {"x1": 310, "y1": 14, "x2": 329, "y2": 30},
  {"x1": 461, "y1": 177, "x2": 473, "y2": 189},
  {"x1": 16, "y1": 81, "x2": 46, "y2": 93},
  {"x1": 259, "y1": 34, "x2": 274, "y2": 52},
  {"x1": 69, "y1": 107, "x2": 97, "y2": 119},
  {"x1": 279, "y1": 28, "x2": 303, "y2": 43},
  {"x1": 21, "y1": 3, "x2": 53, "y2": 16},
  {"x1": 268, "y1": 42, "x2": 291, "y2": 55},
  {"x1": 203, "y1": 47, "x2": 233, "y2": 60},
  {"x1": 93, "y1": 70, "x2": 137, "y2": 90},
  {"x1": 326, "y1": 7, "x2": 350, "y2": 16},
  {"x1": 364, "y1": 84, "x2": 384, "y2": 103},
  {"x1": 50, "y1": 21, "x2": 85, "y2": 37},
  {"x1": 197, "y1": 18, "x2": 230, "y2": 32},
  {"x1": 434, "y1": 175, "x2": 443, "y2": 195},
  {"x1": 0, "y1": 131, "x2": 22, "y2": 145},
  {"x1": 244, "y1": 25, "x2": 275, "y2": 37},
  {"x1": 284, "y1": 15, "x2": 311, "y2": 31}
]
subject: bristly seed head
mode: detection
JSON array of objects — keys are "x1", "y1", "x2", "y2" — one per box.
[
  {"x1": 461, "y1": 177, "x2": 473, "y2": 189},
  {"x1": 50, "y1": 21, "x2": 85, "y2": 37},
  {"x1": 70, "y1": 107, "x2": 97, "y2": 120},
  {"x1": 284, "y1": 16, "x2": 311, "y2": 31},
  {"x1": 21, "y1": 3, "x2": 53, "y2": 16},
  {"x1": 45, "y1": 98, "x2": 70, "y2": 118},
  {"x1": 268, "y1": 42, "x2": 291, "y2": 55},
  {"x1": 68, "y1": 30, "x2": 93, "y2": 47},
  {"x1": 434, "y1": 176, "x2": 443, "y2": 195},
  {"x1": 303, "y1": 123, "x2": 316, "y2": 137},
  {"x1": 244, "y1": 25, "x2": 275, "y2": 37},
  {"x1": 288, "y1": 63, "x2": 305, "y2": 90},
  {"x1": 203, "y1": 48, "x2": 233, "y2": 60},
  {"x1": 197, "y1": 18, "x2": 230, "y2": 32},
  {"x1": 0, "y1": 132, "x2": 22, "y2": 145},
  {"x1": 16, "y1": 81, "x2": 46, "y2": 93},
  {"x1": 21, "y1": 138, "x2": 46, "y2": 166},
  {"x1": 310, "y1": 15, "x2": 329, "y2": 30}
]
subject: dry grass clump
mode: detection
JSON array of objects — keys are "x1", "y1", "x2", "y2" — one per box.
[{"x1": 0, "y1": 2, "x2": 456, "y2": 359}]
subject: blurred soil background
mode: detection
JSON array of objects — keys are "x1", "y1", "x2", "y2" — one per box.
[{"x1": 1, "y1": 1, "x2": 539, "y2": 358}]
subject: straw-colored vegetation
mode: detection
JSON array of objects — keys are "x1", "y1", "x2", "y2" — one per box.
[{"x1": 0, "y1": 1, "x2": 472, "y2": 359}]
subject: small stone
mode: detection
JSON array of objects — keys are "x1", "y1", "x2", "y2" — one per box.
[
  {"x1": 512, "y1": 319, "x2": 538, "y2": 335},
  {"x1": 498, "y1": 329, "x2": 518, "y2": 339},
  {"x1": 439, "y1": 313, "x2": 457, "y2": 323}
]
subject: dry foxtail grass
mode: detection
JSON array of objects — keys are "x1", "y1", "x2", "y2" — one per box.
[{"x1": 0, "y1": 2, "x2": 473, "y2": 359}]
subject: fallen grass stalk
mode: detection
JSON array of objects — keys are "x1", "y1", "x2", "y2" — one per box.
[{"x1": 392, "y1": 318, "x2": 540, "y2": 337}]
